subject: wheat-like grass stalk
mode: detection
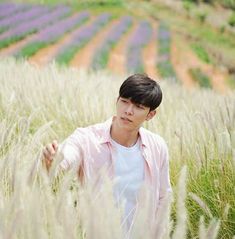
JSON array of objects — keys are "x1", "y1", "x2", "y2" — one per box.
[{"x1": 0, "y1": 58, "x2": 234, "y2": 238}]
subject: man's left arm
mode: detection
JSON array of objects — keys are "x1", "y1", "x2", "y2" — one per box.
[{"x1": 158, "y1": 141, "x2": 172, "y2": 207}]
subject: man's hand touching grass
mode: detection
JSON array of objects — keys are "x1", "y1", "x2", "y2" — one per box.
[{"x1": 42, "y1": 140, "x2": 58, "y2": 171}]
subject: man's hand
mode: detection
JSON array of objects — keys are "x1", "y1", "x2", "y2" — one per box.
[{"x1": 42, "y1": 140, "x2": 58, "y2": 171}]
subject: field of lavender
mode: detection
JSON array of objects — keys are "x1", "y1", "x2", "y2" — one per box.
[
  {"x1": 1, "y1": 1, "x2": 230, "y2": 90},
  {"x1": 0, "y1": 1, "x2": 235, "y2": 238},
  {"x1": 0, "y1": 2, "x2": 161, "y2": 74}
]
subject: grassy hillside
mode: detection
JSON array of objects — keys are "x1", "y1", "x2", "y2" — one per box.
[{"x1": 126, "y1": 1, "x2": 235, "y2": 77}]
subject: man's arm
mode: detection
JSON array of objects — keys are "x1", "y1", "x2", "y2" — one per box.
[
  {"x1": 158, "y1": 141, "x2": 172, "y2": 206},
  {"x1": 42, "y1": 128, "x2": 84, "y2": 172}
]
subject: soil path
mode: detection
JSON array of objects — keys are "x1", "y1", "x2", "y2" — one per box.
[
  {"x1": 0, "y1": 33, "x2": 38, "y2": 57},
  {"x1": 70, "y1": 19, "x2": 118, "y2": 69},
  {"x1": 107, "y1": 21, "x2": 138, "y2": 76},
  {"x1": 171, "y1": 34, "x2": 196, "y2": 89},
  {"x1": 143, "y1": 22, "x2": 159, "y2": 80},
  {"x1": 171, "y1": 34, "x2": 229, "y2": 93},
  {"x1": 29, "y1": 15, "x2": 95, "y2": 66}
]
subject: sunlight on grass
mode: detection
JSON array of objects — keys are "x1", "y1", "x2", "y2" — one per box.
[{"x1": 0, "y1": 58, "x2": 234, "y2": 238}]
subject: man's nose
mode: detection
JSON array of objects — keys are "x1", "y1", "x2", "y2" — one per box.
[{"x1": 125, "y1": 103, "x2": 134, "y2": 115}]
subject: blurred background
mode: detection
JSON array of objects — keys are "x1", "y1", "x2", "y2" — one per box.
[{"x1": 0, "y1": 0, "x2": 235, "y2": 92}]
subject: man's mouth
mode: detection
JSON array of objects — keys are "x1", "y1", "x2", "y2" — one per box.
[{"x1": 121, "y1": 117, "x2": 132, "y2": 122}]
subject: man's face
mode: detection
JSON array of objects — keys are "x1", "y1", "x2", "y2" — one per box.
[{"x1": 115, "y1": 97, "x2": 156, "y2": 131}]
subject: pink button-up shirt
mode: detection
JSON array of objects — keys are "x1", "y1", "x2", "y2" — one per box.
[{"x1": 59, "y1": 117, "x2": 172, "y2": 220}]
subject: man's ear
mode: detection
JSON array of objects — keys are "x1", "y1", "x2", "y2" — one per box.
[{"x1": 146, "y1": 110, "x2": 156, "y2": 121}]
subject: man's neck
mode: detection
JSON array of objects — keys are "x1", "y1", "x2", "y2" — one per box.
[{"x1": 110, "y1": 117, "x2": 139, "y2": 147}]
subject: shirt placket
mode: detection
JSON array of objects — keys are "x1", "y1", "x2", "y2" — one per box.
[
  {"x1": 107, "y1": 141, "x2": 115, "y2": 179},
  {"x1": 141, "y1": 146, "x2": 153, "y2": 186}
]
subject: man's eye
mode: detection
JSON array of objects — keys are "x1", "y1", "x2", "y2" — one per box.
[
  {"x1": 121, "y1": 99, "x2": 128, "y2": 103},
  {"x1": 136, "y1": 104, "x2": 144, "y2": 109}
]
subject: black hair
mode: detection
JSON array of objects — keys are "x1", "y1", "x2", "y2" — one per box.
[{"x1": 119, "y1": 73, "x2": 162, "y2": 111}]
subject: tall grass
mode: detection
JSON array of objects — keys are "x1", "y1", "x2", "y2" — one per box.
[{"x1": 0, "y1": 58, "x2": 234, "y2": 238}]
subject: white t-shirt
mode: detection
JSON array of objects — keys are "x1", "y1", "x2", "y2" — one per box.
[{"x1": 111, "y1": 137, "x2": 144, "y2": 228}]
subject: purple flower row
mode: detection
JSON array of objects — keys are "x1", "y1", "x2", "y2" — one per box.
[
  {"x1": 0, "y1": 3, "x2": 28, "y2": 19},
  {"x1": 0, "y1": 2, "x2": 14, "y2": 10},
  {"x1": 91, "y1": 16, "x2": 132, "y2": 69},
  {"x1": 0, "y1": 5, "x2": 50, "y2": 30},
  {"x1": 102, "y1": 16, "x2": 132, "y2": 46},
  {"x1": 0, "y1": 3, "x2": 16, "y2": 16},
  {"x1": 128, "y1": 20, "x2": 152, "y2": 47},
  {"x1": 56, "y1": 13, "x2": 111, "y2": 59},
  {"x1": 36, "y1": 11, "x2": 90, "y2": 43},
  {"x1": 0, "y1": 5, "x2": 71, "y2": 41},
  {"x1": 126, "y1": 20, "x2": 152, "y2": 72}
]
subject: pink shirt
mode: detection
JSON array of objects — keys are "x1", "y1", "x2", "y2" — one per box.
[{"x1": 59, "y1": 117, "x2": 172, "y2": 220}]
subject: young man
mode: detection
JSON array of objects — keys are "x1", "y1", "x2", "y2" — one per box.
[{"x1": 42, "y1": 73, "x2": 171, "y2": 229}]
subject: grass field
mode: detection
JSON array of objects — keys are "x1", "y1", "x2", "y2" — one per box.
[{"x1": 0, "y1": 58, "x2": 234, "y2": 238}]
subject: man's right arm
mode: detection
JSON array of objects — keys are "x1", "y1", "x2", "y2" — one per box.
[{"x1": 42, "y1": 129, "x2": 84, "y2": 172}]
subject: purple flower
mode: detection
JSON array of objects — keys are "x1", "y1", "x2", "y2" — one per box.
[
  {"x1": 0, "y1": 5, "x2": 49, "y2": 29},
  {"x1": 105, "y1": 16, "x2": 132, "y2": 44},
  {"x1": 91, "y1": 16, "x2": 132, "y2": 69},
  {"x1": 126, "y1": 20, "x2": 152, "y2": 72},
  {"x1": 36, "y1": 11, "x2": 89, "y2": 43},
  {"x1": 56, "y1": 13, "x2": 111, "y2": 59},
  {"x1": 0, "y1": 5, "x2": 70, "y2": 41},
  {"x1": 0, "y1": 3, "x2": 18, "y2": 18}
]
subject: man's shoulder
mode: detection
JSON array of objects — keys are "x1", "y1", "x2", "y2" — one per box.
[
  {"x1": 140, "y1": 127, "x2": 167, "y2": 148},
  {"x1": 87, "y1": 118, "x2": 111, "y2": 132},
  {"x1": 74, "y1": 118, "x2": 110, "y2": 136}
]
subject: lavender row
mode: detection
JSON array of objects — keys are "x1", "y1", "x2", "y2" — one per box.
[
  {"x1": 91, "y1": 16, "x2": 132, "y2": 70},
  {"x1": 36, "y1": 11, "x2": 89, "y2": 43},
  {"x1": 0, "y1": 5, "x2": 71, "y2": 49},
  {"x1": 0, "y1": 5, "x2": 50, "y2": 32},
  {"x1": 55, "y1": 13, "x2": 111, "y2": 65},
  {"x1": 16, "y1": 11, "x2": 90, "y2": 58},
  {"x1": 157, "y1": 22, "x2": 178, "y2": 81},
  {"x1": 0, "y1": 3, "x2": 29, "y2": 19},
  {"x1": 126, "y1": 20, "x2": 152, "y2": 73},
  {"x1": 0, "y1": 2, "x2": 13, "y2": 10},
  {"x1": 0, "y1": 3, "x2": 17, "y2": 18}
]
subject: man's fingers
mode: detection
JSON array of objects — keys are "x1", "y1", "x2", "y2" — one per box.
[
  {"x1": 52, "y1": 140, "x2": 58, "y2": 151},
  {"x1": 42, "y1": 144, "x2": 56, "y2": 161},
  {"x1": 42, "y1": 140, "x2": 59, "y2": 171},
  {"x1": 46, "y1": 144, "x2": 56, "y2": 156},
  {"x1": 43, "y1": 150, "x2": 52, "y2": 160}
]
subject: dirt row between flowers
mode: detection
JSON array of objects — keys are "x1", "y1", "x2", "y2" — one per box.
[
  {"x1": 107, "y1": 21, "x2": 138, "y2": 76},
  {"x1": 143, "y1": 21, "x2": 159, "y2": 81},
  {"x1": 70, "y1": 19, "x2": 118, "y2": 69},
  {"x1": 171, "y1": 34, "x2": 229, "y2": 93},
  {"x1": 0, "y1": 34, "x2": 38, "y2": 57},
  {"x1": 28, "y1": 13, "x2": 91, "y2": 66}
]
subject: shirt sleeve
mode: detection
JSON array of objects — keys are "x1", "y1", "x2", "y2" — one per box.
[
  {"x1": 58, "y1": 128, "x2": 84, "y2": 171},
  {"x1": 154, "y1": 139, "x2": 172, "y2": 234},
  {"x1": 158, "y1": 140, "x2": 172, "y2": 203}
]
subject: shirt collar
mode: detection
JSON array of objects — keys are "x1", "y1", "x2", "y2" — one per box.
[
  {"x1": 138, "y1": 127, "x2": 148, "y2": 147},
  {"x1": 99, "y1": 117, "x2": 113, "y2": 144},
  {"x1": 99, "y1": 116, "x2": 147, "y2": 148}
]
